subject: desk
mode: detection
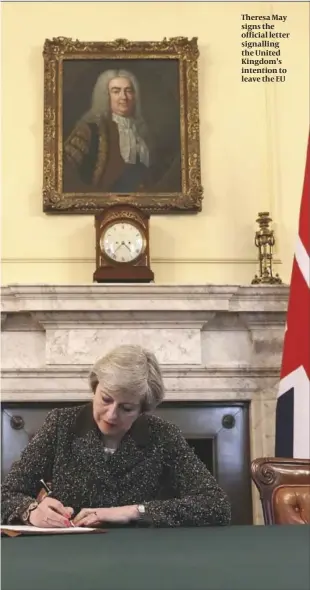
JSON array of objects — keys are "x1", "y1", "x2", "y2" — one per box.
[{"x1": 2, "y1": 526, "x2": 310, "y2": 590}]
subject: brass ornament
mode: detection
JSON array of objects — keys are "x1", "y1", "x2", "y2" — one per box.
[
  {"x1": 251, "y1": 212, "x2": 282, "y2": 285},
  {"x1": 98, "y1": 207, "x2": 147, "y2": 231}
]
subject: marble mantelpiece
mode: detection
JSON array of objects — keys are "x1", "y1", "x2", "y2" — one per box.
[
  {"x1": 1, "y1": 283, "x2": 289, "y2": 523},
  {"x1": 1, "y1": 283, "x2": 288, "y2": 312}
]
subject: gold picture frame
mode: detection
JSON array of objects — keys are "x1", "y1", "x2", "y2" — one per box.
[{"x1": 43, "y1": 36, "x2": 203, "y2": 214}]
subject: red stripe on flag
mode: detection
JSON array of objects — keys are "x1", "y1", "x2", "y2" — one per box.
[
  {"x1": 280, "y1": 258, "x2": 310, "y2": 380},
  {"x1": 280, "y1": 132, "x2": 310, "y2": 381},
  {"x1": 299, "y1": 134, "x2": 310, "y2": 254}
]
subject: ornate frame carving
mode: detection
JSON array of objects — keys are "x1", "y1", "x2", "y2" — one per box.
[{"x1": 43, "y1": 37, "x2": 203, "y2": 214}]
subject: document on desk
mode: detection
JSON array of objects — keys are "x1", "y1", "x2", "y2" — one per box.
[{"x1": 1, "y1": 525, "x2": 102, "y2": 536}]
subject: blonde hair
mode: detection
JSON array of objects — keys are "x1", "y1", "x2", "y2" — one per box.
[{"x1": 89, "y1": 345, "x2": 164, "y2": 412}]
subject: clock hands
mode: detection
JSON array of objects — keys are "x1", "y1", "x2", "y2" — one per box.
[
  {"x1": 115, "y1": 240, "x2": 131, "y2": 254},
  {"x1": 123, "y1": 242, "x2": 131, "y2": 253}
]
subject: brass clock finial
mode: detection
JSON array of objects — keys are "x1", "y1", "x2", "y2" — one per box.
[{"x1": 251, "y1": 212, "x2": 282, "y2": 285}]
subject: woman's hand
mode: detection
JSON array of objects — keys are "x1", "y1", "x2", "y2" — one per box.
[
  {"x1": 28, "y1": 497, "x2": 74, "y2": 528},
  {"x1": 73, "y1": 505, "x2": 139, "y2": 527}
]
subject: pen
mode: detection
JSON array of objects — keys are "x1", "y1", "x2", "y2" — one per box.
[
  {"x1": 39, "y1": 479, "x2": 75, "y2": 527},
  {"x1": 39, "y1": 479, "x2": 53, "y2": 497}
]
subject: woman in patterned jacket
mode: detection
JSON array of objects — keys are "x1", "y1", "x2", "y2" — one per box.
[{"x1": 1, "y1": 344, "x2": 231, "y2": 528}]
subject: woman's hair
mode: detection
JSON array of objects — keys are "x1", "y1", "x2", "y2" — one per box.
[{"x1": 89, "y1": 345, "x2": 165, "y2": 412}]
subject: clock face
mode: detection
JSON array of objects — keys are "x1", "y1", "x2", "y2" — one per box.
[{"x1": 100, "y1": 222, "x2": 145, "y2": 263}]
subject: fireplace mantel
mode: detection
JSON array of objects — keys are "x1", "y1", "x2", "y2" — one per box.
[
  {"x1": 1, "y1": 283, "x2": 289, "y2": 523},
  {"x1": 1, "y1": 283, "x2": 289, "y2": 400},
  {"x1": 1, "y1": 283, "x2": 289, "y2": 311}
]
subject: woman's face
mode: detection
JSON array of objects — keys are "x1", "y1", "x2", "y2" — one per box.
[{"x1": 93, "y1": 383, "x2": 141, "y2": 438}]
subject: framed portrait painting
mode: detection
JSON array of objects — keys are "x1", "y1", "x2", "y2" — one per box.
[{"x1": 43, "y1": 37, "x2": 203, "y2": 214}]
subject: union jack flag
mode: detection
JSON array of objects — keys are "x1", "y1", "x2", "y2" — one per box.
[{"x1": 275, "y1": 133, "x2": 310, "y2": 458}]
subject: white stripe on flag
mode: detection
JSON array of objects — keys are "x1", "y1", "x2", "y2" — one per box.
[
  {"x1": 293, "y1": 366, "x2": 310, "y2": 458},
  {"x1": 295, "y1": 235, "x2": 310, "y2": 287},
  {"x1": 278, "y1": 366, "x2": 310, "y2": 458}
]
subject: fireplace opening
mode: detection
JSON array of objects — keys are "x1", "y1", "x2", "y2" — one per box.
[
  {"x1": 187, "y1": 438, "x2": 214, "y2": 474},
  {"x1": 1, "y1": 400, "x2": 252, "y2": 525},
  {"x1": 155, "y1": 401, "x2": 252, "y2": 525}
]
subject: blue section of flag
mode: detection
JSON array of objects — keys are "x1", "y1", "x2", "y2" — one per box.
[{"x1": 275, "y1": 388, "x2": 294, "y2": 457}]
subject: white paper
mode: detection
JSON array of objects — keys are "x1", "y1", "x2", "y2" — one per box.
[{"x1": 1, "y1": 525, "x2": 96, "y2": 533}]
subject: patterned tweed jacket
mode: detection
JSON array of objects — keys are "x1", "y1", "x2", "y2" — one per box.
[{"x1": 1, "y1": 403, "x2": 231, "y2": 527}]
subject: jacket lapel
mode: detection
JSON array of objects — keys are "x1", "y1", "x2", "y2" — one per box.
[
  {"x1": 108, "y1": 419, "x2": 151, "y2": 477},
  {"x1": 71, "y1": 403, "x2": 152, "y2": 479}
]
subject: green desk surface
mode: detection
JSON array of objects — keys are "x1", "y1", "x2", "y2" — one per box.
[{"x1": 2, "y1": 525, "x2": 310, "y2": 590}]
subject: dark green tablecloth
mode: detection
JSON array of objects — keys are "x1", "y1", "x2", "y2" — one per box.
[{"x1": 2, "y1": 525, "x2": 310, "y2": 590}]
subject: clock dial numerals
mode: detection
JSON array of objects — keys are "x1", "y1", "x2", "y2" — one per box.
[{"x1": 100, "y1": 222, "x2": 144, "y2": 263}]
